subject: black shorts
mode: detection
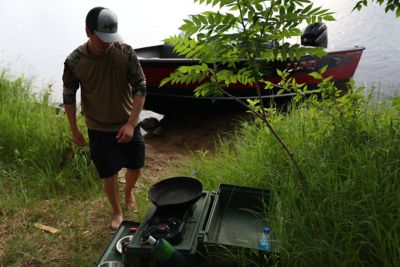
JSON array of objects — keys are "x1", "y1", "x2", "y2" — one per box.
[{"x1": 88, "y1": 125, "x2": 145, "y2": 178}]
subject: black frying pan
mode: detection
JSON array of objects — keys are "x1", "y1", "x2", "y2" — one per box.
[{"x1": 148, "y1": 176, "x2": 203, "y2": 208}]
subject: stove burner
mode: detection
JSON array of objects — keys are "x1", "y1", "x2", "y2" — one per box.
[
  {"x1": 157, "y1": 223, "x2": 170, "y2": 231},
  {"x1": 142, "y1": 207, "x2": 194, "y2": 245}
]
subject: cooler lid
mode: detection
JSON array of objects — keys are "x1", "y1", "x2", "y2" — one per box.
[{"x1": 201, "y1": 184, "x2": 270, "y2": 249}]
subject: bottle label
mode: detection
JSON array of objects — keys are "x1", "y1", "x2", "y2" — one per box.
[
  {"x1": 154, "y1": 239, "x2": 175, "y2": 262},
  {"x1": 258, "y1": 234, "x2": 271, "y2": 251}
]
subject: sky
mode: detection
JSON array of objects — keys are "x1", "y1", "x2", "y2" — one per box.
[{"x1": 0, "y1": 0, "x2": 399, "y2": 101}]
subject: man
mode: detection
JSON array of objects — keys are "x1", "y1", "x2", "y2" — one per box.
[{"x1": 62, "y1": 7, "x2": 146, "y2": 230}]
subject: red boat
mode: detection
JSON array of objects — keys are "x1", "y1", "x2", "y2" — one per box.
[{"x1": 135, "y1": 44, "x2": 365, "y2": 115}]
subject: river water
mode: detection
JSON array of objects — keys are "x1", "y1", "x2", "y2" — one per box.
[{"x1": 0, "y1": 0, "x2": 399, "y2": 106}]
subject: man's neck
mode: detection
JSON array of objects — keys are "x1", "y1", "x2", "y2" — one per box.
[{"x1": 87, "y1": 40, "x2": 110, "y2": 56}]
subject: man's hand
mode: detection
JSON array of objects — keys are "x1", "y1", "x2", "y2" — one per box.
[
  {"x1": 64, "y1": 104, "x2": 85, "y2": 147},
  {"x1": 72, "y1": 130, "x2": 86, "y2": 147},
  {"x1": 116, "y1": 124, "x2": 134, "y2": 143}
]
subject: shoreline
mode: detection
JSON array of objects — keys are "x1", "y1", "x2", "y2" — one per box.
[{"x1": 140, "y1": 112, "x2": 245, "y2": 182}]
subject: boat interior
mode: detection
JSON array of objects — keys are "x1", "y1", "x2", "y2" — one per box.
[{"x1": 135, "y1": 44, "x2": 184, "y2": 59}]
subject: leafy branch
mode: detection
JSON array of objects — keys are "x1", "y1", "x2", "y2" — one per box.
[{"x1": 161, "y1": 0, "x2": 335, "y2": 195}]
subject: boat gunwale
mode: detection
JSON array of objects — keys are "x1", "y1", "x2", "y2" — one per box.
[
  {"x1": 136, "y1": 46, "x2": 366, "y2": 64},
  {"x1": 146, "y1": 91, "x2": 298, "y2": 100}
]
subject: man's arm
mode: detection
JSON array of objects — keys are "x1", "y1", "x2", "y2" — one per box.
[
  {"x1": 62, "y1": 52, "x2": 84, "y2": 146},
  {"x1": 116, "y1": 44, "x2": 147, "y2": 143},
  {"x1": 116, "y1": 95, "x2": 145, "y2": 143},
  {"x1": 64, "y1": 104, "x2": 86, "y2": 147}
]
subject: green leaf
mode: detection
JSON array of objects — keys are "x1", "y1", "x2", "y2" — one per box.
[
  {"x1": 320, "y1": 65, "x2": 328, "y2": 74},
  {"x1": 208, "y1": 14, "x2": 215, "y2": 24},
  {"x1": 309, "y1": 72, "x2": 323, "y2": 80},
  {"x1": 324, "y1": 15, "x2": 336, "y2": 21},
  {"x1": 159, "y1": 76, "x2": 172, "y2": 87},
  {"x1": 302, "y1": 4, "x2": 313, "y2": 14},
  {"x1": 255, "y1": 3, "x2": 263, "y2": 11},
  {"x1": 219, "y1": 0, "x2": 235, "y2": 6}
]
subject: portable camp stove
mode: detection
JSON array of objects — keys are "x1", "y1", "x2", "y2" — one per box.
[{"x1": 123, "y1": 192, "x2": 212, "y2": 266}]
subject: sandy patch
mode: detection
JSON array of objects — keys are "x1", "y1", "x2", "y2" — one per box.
[{"x1": 140, "y1": 112, "x2": 245, "y2": 182}]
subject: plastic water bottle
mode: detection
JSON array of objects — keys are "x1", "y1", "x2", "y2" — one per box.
[
  {"x1": 144, "y1": 235, "x2": 186, "y2": 267},
  {"x1": 258, "y1": 227, "x2": 271, "y2": 252}
]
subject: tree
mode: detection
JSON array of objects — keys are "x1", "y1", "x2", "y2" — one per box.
[
  {"x1": 354, "y1": 0, "x2": 400, "y2": 16},
  {"x1": 161, "y1": 0, "x2": 334, "y2": 194}
]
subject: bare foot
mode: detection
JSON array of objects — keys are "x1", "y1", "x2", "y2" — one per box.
[
  {"x1": 111, "y1": 213, "x2": 123, "y2": 230},
  {"x1": 125, "y1": 192, "x2": 137, "y2": 211}
]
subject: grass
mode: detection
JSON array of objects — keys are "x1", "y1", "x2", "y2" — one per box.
[
  {"x1": 1, "y1": 70, "x2": 399, "y2": 266},
  {"x1": 0, "y1": 71, "x2": 156, "y2": 267},
  {"x1": 179, "y1": 93, "x2": 400, "y2": 266}
]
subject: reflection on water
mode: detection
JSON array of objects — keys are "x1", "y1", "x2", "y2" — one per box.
[
  {"x1": 0, "y1": 0, "x2": 399, "y2": 103},
  {"x1": 313, "y1": 0, "x2": 400, "y2": 95}
]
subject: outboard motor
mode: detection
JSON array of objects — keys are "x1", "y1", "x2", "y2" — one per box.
[{"x1": 301, "y1": 23, "x2": 328, "y2": 48}]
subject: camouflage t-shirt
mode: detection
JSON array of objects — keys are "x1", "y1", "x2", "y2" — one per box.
[{"x1": 62, "y1": 42, "x2": 146, "y2": 131}]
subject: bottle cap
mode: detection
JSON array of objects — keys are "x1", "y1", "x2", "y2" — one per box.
[
  {"x1": 143, "y1": 235, "x2": 157, "y2": 245},
  {"x1": 263, "y1": 227, "x2": 270, "y2": 233}
]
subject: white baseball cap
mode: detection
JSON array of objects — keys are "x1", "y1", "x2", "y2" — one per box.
[{"x1": 85, "y1": 7, "x2": 123, "y2": 43}]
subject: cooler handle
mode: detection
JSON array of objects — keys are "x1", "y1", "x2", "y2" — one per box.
[{"x1": 202, "y1": 191, "x2": 219, "y2": 236}]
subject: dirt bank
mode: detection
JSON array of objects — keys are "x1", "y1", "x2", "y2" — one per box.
[{"x1": 140, "y1": 112, "x2": 245, "y2": 182}]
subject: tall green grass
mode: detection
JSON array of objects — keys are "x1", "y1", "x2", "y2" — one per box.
[
  {"x1": 2, "y1": 69, "x2": 399, "y2": 266},
  {"x1": 183, "y1": 94, "x2": 400, "y2": 266},
  {"x1": 0, "y1": 70, "x2": 105, "y2": 266},
  {"x1": 0, "y1": 70, "x2": 100, "y2": 211}
]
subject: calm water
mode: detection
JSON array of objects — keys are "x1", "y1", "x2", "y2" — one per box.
[{"x1": 0, "y1": 0, "x2": 399, "y2": 103}]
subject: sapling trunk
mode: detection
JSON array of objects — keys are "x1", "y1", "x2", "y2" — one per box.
[{"x1": 218, "y1": 87, "x2": 309, "y2": 195}]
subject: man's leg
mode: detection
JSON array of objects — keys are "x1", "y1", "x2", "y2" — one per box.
[
  {"x1": 103, "y1": 174, "x2": 123, "y2": 229},
  {"x1": 125, "y1": 168, "x2": 140, "y2": 210}
]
